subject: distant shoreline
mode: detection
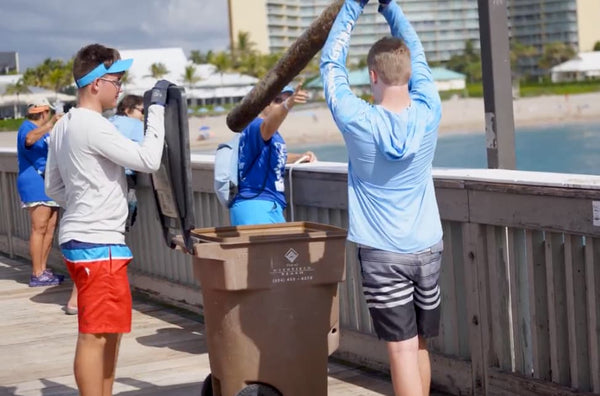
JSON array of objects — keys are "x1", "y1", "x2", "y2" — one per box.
[
  {"x1": 1, "y1": 92, "x2": 599, "y2": 151},
  {"x1": 188, "y1": 91, "x2": 600, "y2": 150}
]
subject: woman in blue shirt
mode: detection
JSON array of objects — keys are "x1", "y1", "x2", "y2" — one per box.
[{"x1": 16, "y1": 99, "x2": 64, "y2": 287}]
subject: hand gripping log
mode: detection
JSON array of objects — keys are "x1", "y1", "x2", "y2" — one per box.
[{"x1": 226, "y1": 0, "x2": 345, "y2": 132}]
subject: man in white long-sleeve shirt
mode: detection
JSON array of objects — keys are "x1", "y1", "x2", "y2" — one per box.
[{"x1": 45, "y1": 43, "x2": 169, "y2": 396}]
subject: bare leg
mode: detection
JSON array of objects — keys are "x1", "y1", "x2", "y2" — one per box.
[
  {"x1": 74, "y1": 333, "x2": 108, "y2": 396},
  {"x1": 418, "y1": 336, "x2": 431, "y2": 396},
  {"x1": 40, "y1": 207, "x2": 58, "y2": 269},
  {"x1": 74, "y1": 332, "x2": 123, "y2": 396},
  {"x1": 103, "y1": 333, "x2": 123, "y2": 396},
  {"x1": 67, "y1": 284, "x2": 78, "y2": 310},
  {"x1": 28, "y1": 206, "x2": 52, "y2": 275},
  {"x1": 387, "y1": 335, "x2": 422, "y2": 396}
]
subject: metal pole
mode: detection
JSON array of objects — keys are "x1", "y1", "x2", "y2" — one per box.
[{"x1": 477, "y1": 0, "x2": 516, "y2": 169}]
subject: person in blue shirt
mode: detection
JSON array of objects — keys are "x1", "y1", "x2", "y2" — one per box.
[
  {"x1": 229, "y1": 83, "x2": 317, "y2": 226},
  {"x1": 109, "y1": 94, "x2": 145, "y2": 231},
  {"x1": 321, "y1": 1, "x2": 443, "y2": 395},
  {"x1": 16, "y1": 98, "x2": 65, "y2": 287},
  {"x1": 110, "y1": 94, "x2": 145, "y2": 144}
]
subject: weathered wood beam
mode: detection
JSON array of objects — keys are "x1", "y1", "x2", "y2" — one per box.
[{"x1": 226, "y1": 0, "x2": 345, "y2": 132}]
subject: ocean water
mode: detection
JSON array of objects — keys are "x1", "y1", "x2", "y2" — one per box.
[{"x1": 287, "y1": 122, "x2": 600, "y2": 175}]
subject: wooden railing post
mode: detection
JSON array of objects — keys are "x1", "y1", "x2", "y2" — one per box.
[
  {"x1": 0, "y1": 171, "x2": 14, "y2": 258},
  {"x1": 462, "y1": 222, "x2": 489, "y2": 395}
]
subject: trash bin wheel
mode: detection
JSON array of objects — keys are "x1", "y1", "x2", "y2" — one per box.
[
  {"x1": 235, "y1": 383, "x2": 282, "y2": 396},
  {"x1": 201, "y1": 373, "x2": 213, "y2": 396}
]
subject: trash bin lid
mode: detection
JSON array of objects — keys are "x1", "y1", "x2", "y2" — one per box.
[
  {"x1": 143, "y1": 85, "x2": 196, "y2": 252},
  {"x1": 191, "y1": 221, "x2": 347, "y2": 246}
]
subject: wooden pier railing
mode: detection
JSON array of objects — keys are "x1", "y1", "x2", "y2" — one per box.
[{"x1": 1, "y1": 148, "x2": 599, "y2": 395}]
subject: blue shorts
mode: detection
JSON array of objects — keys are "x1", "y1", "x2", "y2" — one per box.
[
  {"x1": 358, "y1": 240, "x2": 443, "y2": 342},
  {"x1": 229, "y1": 199, "x2": 285, "y2": 226}
]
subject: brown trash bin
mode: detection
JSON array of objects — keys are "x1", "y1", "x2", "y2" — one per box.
[{"x1": 192, "y1": 221, "x2": 347, "y2": 396}]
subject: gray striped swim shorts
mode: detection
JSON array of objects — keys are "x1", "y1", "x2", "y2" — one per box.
[{"x1": 358, "y1": 240, "x2": 443, "y2": 342}]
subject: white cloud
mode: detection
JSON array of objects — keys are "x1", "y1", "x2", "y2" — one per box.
[{"x1": 0, "y1": 0, "x2": 230, "y2": 69}]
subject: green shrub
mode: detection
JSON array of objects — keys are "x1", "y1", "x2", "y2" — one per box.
[
  {"x1": 0, "y1": 118, "x2": 24, "y2": 132},
  {"x1": 518, "y1": 80, "x2": 600, "y2": 97}
]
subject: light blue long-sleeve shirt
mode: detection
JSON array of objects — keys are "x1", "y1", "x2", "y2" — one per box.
[{"x1": 320, "y1": 0, "x2": 443, "y2": 253}]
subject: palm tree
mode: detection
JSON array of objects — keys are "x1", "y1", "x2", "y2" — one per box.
[
  {"x1": 189, "y1": 50, "x2": 204, "y2": 64},
  {"x1": 120, "y1": 71, "x2": 133, "y2": 91},
  {"x1": 233, "y1": 31, "x2": 258, "y2": 71},
  {"x1": 235, "y1": 32, "x2": 256, "y2": 57},
  {"x1": 236, "y1": 53, "x2": 267, "y2": 78},
  {"x1": 46, "y1": 68, "x2": 71, "y2": 100},
  {"x1": 22, "y1": 58, "x2": 73, "y2": 93},
  {"x1": 4, "y1": 79, "x2": 31, "y2": 118},
  {"x1": 538, "y1": 42, "x2": 576, "y2": 71},
  {"x1": 205, "y1": 50, "x2": 215, "y2": 64},
  {"x1": 182, "y1": 65, "x2": 201, "y2": 90},
  {"x1": 149, "y1": 62, "x2": 169, "y2": 79},
  {"x1": 211, "y1": 52, "x2": 232, "y2": 87},
  {"x1": 510, "y1": 41, "x2": 538, "y2": 82}
]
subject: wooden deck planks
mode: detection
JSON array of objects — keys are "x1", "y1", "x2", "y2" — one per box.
[{"x1": 0, "y1": 254, "x2": 398, "y2": 396}]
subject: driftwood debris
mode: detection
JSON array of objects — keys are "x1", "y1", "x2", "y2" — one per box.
[{"x1": 226, "y1": 0, "x2": 345, "y2": 132}]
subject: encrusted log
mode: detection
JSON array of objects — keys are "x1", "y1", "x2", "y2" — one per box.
[{"x1": 226, "y1": 0, "x2": 345, "y2": 132}]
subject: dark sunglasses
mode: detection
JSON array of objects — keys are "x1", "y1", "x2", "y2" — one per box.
[{"x1": 134, "y1": 106, "x2": 144, "y2": 114}]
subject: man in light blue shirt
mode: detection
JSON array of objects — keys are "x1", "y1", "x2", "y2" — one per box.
[{"x1": 321, "y1": 1, "x2": 443, "y2": 394}]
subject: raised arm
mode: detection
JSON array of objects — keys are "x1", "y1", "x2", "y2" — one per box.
[
  {"x1": 260, "y1": 81, "x2": 308, "y2": 141},
  {"x1": 320, "y1": 0, "x2": 369, "y2": 129},
  {"x1": 88, "y1": 104, "x2": 165, "y2": 173},
  {"x1": 25, "y1": 114, "x2": 61, "y2": 147},
  {"x1": 379, "y1": 1, "x2": 439, "y2": 105}
]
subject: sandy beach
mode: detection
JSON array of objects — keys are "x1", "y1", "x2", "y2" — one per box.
[
  {"x1": 188, "y1": 91, "x2": 600, "y2": 151},
  {"x1": 1, "y1": 92, "x2": 599, "y2": 150}
]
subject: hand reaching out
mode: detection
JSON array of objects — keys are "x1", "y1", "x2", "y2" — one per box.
[
  {"x1": 50, "y1": 113, "x2": 63, "y2": 125},
  {"x1": 284, "y1": 79, "x2": 309, "y2": 110},
  {"x1": 300, "y1": 151, "x2": 317, "y2": 163},
  {"x1": 288, "y1": 151, "x2": 318, "y2": 164}
]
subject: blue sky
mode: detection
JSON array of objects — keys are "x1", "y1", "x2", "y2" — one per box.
[{"x1": 1, "y1": 0, "x2": 230, "y2": 70}]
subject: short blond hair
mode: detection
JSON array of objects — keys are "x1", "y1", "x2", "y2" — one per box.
[{"x1": 367, "y1": 37, "x2": 411, "y2": 85}]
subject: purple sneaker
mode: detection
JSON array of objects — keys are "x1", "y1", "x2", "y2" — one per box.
[
  {"x1": 29, "y1": 272, "x2": 61, "y2": 287},
  {"x1": 43, "y1": 269, "x2": 65, "y2": 282}
]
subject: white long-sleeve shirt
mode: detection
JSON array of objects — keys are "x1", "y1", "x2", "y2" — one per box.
[{"x1": 45, "y1": 105, "x2": 165, "y2": 245}]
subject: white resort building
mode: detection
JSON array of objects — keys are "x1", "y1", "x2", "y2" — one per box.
[
  {"x1": 550, "y1": 52, "x2": 600, "y2": 83},
  {"x1": 118, "y1": 48, "x2": 258, "y2": 106}
]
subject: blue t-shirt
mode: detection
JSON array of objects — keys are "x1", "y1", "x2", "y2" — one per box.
[
  {"x1": 320, "y1": 0, "x2": 443, "y2": 253},
  {"x1": 109, "y1": 115, "x2": 144, "y2": 143},
  {"x1": 16, "y1": 119, "x2": 52, "y2": 203},
  {"x1": 109, "y1": 115, "x2": 144, "y2": 176},
  {"x1": 233, "y1": 117, "x2": 287, "y2": 209}
]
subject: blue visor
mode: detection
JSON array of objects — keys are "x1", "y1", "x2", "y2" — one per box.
[{"x1": 76, "y1": 58, "x2": 133, "y2": 88}]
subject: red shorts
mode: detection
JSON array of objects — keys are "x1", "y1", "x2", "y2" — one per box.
[{"x1": 63, "y1": 243, "x2": 133, "y2": 334}]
